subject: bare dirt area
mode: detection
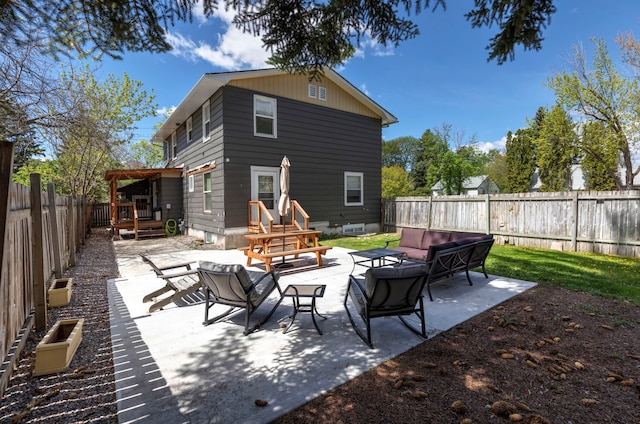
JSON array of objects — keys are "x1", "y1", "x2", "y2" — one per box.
[
  {"x1": 1, "y1": 230, "x2": 639, "y2": 423},
  {"x1": 274, "y1": 286, "x2": 640, "y2": 424}
]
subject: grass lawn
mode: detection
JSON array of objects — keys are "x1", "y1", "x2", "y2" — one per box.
[{"x1": 320, "y1": 232, "x2": 640, "y2": 306}]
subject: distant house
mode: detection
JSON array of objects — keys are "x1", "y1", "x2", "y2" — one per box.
[
  {"x1": 530, "y1": 165, "x2": 586, "y2": 192},
  {"x1": 106, "y1": 68, "x2": 397, "y2": 247},
  {"x1": 431, "y1": 175, "x2": 500, "y2": 196}
]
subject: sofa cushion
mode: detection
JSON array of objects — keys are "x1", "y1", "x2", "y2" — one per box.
[
  {"x1": 364, "y1": 264, "x2": 428, "y2": 297},
  {"x1": 425, "y1": 241, "x2": 457, "y2": 262},
  {"x1": 454, "y1": 236, "x2": 483, "y2": 246},
  {"x1": 421, "y1": 230, "x2": 452, "y2": 250},
  {"x1": 450, "y1": 231, "x2": 486, "y2": 241},
  {"x1": 390, "y1": 246, "x2": 428, "y2": 261},
  {"x1": 399, "y1": 228, "x2": 425, "y2": 249}
]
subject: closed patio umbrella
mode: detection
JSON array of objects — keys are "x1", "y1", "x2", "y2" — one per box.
[
  {"x1": 278, "y1": 156, "x2": 291, "y2": 220},
  {"x1": 276, "y1": 156, "x2": 292, "y2": 268}
]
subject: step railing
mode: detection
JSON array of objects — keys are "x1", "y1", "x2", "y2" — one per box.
[
  {"x1": 248, "y1": 200, "x2": 310, "y2": 234},
  {"x1": 248, "y1": 200, "x2": 275, "y2": 233}
]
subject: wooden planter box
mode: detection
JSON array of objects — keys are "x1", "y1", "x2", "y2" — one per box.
[
  {"x1": 48, "y1": 278, "x2": 73, "y2": 307},
  {"x1": 33, "y1": 318, "x2": 84, "y2": 376}
]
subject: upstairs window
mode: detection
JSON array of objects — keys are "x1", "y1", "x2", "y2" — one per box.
[
  {"x1": 254, "y1": 95, "x2": 277, "y2": 138},
  {"x1": 344, "y1": 172, "x2": 363, "y2": 206},
  {"x1": 202, "y1": 101, "x2": 211, "y2": 142},
  {"x1": 188, "y1": 175, "x2": 194, "y2": 192},
  {"x1": 308, "y1": 84, "x2": 317, "y2": 98},
  {"x1": 187, "y1": 117, "x2": 193, "y2": 143},
  {"x1": 203, "y1": 172, "x2": 212, "y2": 212}
]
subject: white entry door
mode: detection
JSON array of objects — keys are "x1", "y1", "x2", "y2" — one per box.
[{"x1": 250, "y1": 166, "x2": 280, "y2": 221}]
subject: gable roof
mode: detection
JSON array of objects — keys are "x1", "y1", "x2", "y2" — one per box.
[
  {"x1": 152, "y1": 68, "x2": 398, "y2": 142},
  {"x1": 432, "y1": 175, "x2": 491, "y2": 191}
]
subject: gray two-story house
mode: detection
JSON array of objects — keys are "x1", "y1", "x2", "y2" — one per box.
[{"x1": 154, "y1": 68, "x2": 397, "y2": 248}]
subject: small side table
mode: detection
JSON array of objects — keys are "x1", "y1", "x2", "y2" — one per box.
[{"x1": 281, "y1": 284, "x2": 327, "y2": 335}]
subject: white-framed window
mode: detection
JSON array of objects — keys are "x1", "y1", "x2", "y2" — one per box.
[
  {"x1": 308, "y1": 84, "x2": 317, "y2": 98},
  {"x1": 187, "y1": 117, "x2": 193, "y2": 143},
  {"x1": 254, "y1": 95, "x2": 277, "y2": 138},
  {"x1": 188, "y1": 174, "x2": 194, "y2": 192},
  {"x1": 344, "y1": 172, "x2": 363, "y2": 206},
  {"x1": 202, "y1": 100, "x2": 211, "y2": 142},
  {"x1": 171, "y1": 132, "x2": 176, "y2": 159},
  {"x1": 203, "y1": 172, "x2": 212, "y2": 212},
  {"x1": 318, "y1": 86, "x2": 327, "y2": 101}
]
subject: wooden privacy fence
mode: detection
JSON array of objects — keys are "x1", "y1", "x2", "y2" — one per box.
[
  {"x1": 0, "y1": 141, "x2": 87, "y2": 396},
  {"x1": 91, "y1": 202, "x2": 110, "y2": 227},
  {"x1": 383, "y1": 190, "x2": 640, "y2": 258}
]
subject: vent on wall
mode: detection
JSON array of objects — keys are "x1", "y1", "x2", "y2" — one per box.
[
  {"x1": 343, "y1": 223, "x2": 365, "y2": 235},
  {"x1": 318, "y1": 86, "x2": 327, "y2": 101},
  {"x1": 308, "y1": 84, "x2": 317, "y2": 98}
]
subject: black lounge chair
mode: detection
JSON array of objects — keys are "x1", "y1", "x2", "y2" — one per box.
[
  {"x1": 344, "y1": 265, "x2": 429, "y2": 348},
  {"x1": 198, "y1": 261, "x2": 282, "y2": 335},
  {"x1": 140, "y1": 254, "x2": 202, "y2": 313}
]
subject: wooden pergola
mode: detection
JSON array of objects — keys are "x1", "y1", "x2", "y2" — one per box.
[{"x1": 104, "y1": 168, "x2": 183, "y2": 237}]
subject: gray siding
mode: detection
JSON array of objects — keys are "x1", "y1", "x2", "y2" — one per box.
[
  {"x1": 222, "y1": 85, "x2": 382, "y2": 229},
  {"x1": 163, "y1": 83, "x2": 384, "y2": 238},
  {"x1": 156, "y1": 176, "x2": 183, "y2": 223},
  {"x1": 167, "y1": 90, "x2": 226, "y2": 236}
]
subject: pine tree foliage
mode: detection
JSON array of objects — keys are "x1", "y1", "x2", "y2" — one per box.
[
  {"x1": 505, "y1": 129, "x2": 536, "y2": 193},
  {"x1": 536, "y1": 105, "x2": 577, "y2": 191},
  {"x1": 1, "y1": 1, "x2": 557, "y2": 76},
  {"x1": 580, "y1": 121, "x2": 619, "y2": 190}
]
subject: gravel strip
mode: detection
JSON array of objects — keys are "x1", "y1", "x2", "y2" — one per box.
[{"x1": 0, "y1": 230, "x2": 119, "y2": 423}]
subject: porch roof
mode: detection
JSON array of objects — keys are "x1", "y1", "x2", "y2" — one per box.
[{"x1": 104, "y1": 168, "x2": 183, "y2": 182}]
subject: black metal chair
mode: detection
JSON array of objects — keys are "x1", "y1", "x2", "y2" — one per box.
[
  {"x1": 424, "y1": 243, "x2": 476, "y2": 301},
  {"x1": 465, "y1": 238, "x2": 495, "y2": 280},
  {"x1": 197, "y1": 261, "x2": 282, "y2": 335},
  {"x1": 344, "y1": 265, "x2": 429, "y2": 348}
]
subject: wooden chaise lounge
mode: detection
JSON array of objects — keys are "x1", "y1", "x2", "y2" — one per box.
[{"x1": 140, "y1": 254, "x2": 203, "y2": 313}]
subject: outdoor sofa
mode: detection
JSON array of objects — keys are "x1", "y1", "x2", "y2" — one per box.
[{"x1": 386, "y1": 228, "x2": 495, "y2": 300}]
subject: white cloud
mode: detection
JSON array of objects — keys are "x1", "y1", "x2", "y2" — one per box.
[
  {"x1": 474, "y1": 136, "x2": 506, "y2": 153},
  {"x1": 156, "y1": 106, "x2": 176, "y2": 118},
  {"x1": 359, "y1": 83, "x2": 370, "y2": 96},
  {"x1": 353, "y1": 32, "x2": 396, "y2": 59},
  {"x1": 165, "y1": 8, "x2": 270, "y2": 70}
]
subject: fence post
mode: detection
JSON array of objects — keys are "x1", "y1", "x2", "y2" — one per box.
[
  {"x1": 486, "y1": 194, "x2": 491, "y2": 234},
  {"x1": 427, "y1": 196, "x2": 433, "y2": 230},
  {"x1": 47, "y1": 183, "x2": 62, "y2": 279},
  {"x1": 30, "y1": 174, "x2": 47, "y2": 332},
  {"x1": 0, "y1": 141, "x2": 13, "y2": 282},
  {"x1": 571, "y1": 191, "x2": 579, "y2": 252},
  {"x1": 68, "y1": 196, "x2": 76, "y2": 267}
]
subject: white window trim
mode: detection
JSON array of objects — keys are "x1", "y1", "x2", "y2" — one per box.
[
  {"x1": 308, "y1": 84, "x2": 317, "y2": 98},
  {"x1": 344, "y1": 171, "x2": 364, "y2": 206},
  {"x1": 187, "y1": 117, "x2": 193, "y2": 143},
  {"x1": 253, "y1": 95, "x2": 277, "y2": 138},
  {"x1": 188, "y1": 175, "x2": 194, "y2": 192},
  {"x1": 171, "y1": 132, "x2": 177, "y2": 159},
  {"x1": 203, "y1": 172, "x2": 212, "y2": 212},
  {"x1": 202, "y1": 100, "x2": 211, "y2": 142}
]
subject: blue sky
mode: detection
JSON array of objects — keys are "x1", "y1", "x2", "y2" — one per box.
[{"x1": 96, "y1": 0, "x2": 640, "y2": 153}]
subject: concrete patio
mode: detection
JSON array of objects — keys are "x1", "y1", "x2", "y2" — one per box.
[{"x1": 108, "y1": 237, "x2": 537, "y2": 423}]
